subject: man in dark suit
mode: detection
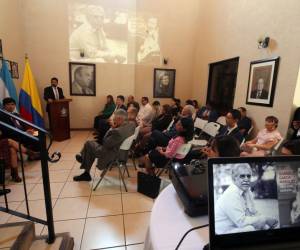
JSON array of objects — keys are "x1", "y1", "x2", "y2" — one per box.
[
  {"x1": 73, "y1": 109, "x2": 135, "y2": 181},
  {"x1": 250, "y1": 78, "x2": 269, "y2": 99},
  {"x1": 237, "y1": 107, "x2": 252, "y2": 136},
  {"x1": 0, "y1": 97, "x2": 40, "y2": 152},
  {"x1": 43, "y1": 77, "x2": 65, "y2": 129},
  {"x1": 218, "y1": 109, "x2": 243, "y2": 144}
]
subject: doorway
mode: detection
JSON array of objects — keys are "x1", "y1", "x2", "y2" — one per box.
[{"x1": 206, "y1": 57, "x2": 239, "y2": 115}]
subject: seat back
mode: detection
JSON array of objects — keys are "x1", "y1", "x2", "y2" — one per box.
[
  {"x1": 120, "y1": 134, "x2": 136, "y2": 151},
  {"x1": 166, "y1": 119, "x2": 174, "y2": 131},
  {"x1": 216, "y1": 116, "x2": 226, "y2": 126},
  {"x1": 133, "y1": 126, "x2": 140, "y2": 140},
  {"x1": 194, "y1": 118, "x2": 208, "y2": 130},
  {"x1": 202, "y1": 122, "x2": 221, "y2": 137}
]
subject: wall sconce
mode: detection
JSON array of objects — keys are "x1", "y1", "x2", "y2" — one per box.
[
  {"x1": 163, "y1": 57, "x2": 168, "y2": 65},
  {"x1": 258, "y1": 36, "x2": 270, "y2": 49}
]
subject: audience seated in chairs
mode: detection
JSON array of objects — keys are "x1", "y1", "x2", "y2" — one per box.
[
  {"x1": 280, "y1": 139, "x2": 300, "y2": 155},
  {"x1": 93, "y1": 95, "x2": 116, "y2": 130},
  {"x1": 126, "y1": 95, "x2": 140, "y2": 111},
  {"x1": 141, "y1": 117, "x2": 194, "y2": 175},
  {"x1": 196, "y1": 102, "x2": 219, "y2": 122},
  {"x1": 73, "y1": 109, "x2": 135, "y2": 182},
  {"x1": 0, "y1": 97, "x2": 40, "y2": 153},
  {"x1": 95, "y1": 95, "x2": 127, "y2": 143},
  {"x1": 218, "y1": 109, "x2": 244, "y2": 144},
  {"x1": 140, "y1": 105, "x2": 195, "y2": 157},
  {"x1": 237, "y1": 107, "x2": 252, "y2": 137},
  {"x1": 241, "y1": 116, "x2": 282, "y2": 156}
]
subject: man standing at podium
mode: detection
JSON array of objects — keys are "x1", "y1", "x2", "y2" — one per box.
[{"x1": 43, "y1": 77, "x2": 65, "y2": 129}]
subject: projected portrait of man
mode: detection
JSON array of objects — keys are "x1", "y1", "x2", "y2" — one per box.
[
  {"x1": 72, "y1": 66, "x2": 94, "y2": 95},
  {"x1": 215, "y1": 164, "x2": 278, "y2": 234},
  {"x1": 137, "y1": 18, "x2": 160, "y2": 63},
  {"x1": 70, "y1": 5, "x2": 125, "y2": 63}
]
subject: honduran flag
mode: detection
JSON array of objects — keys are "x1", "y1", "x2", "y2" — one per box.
[
  {"x1": 0, "y1": 59, "x2": 19, "y2": 109},
  {"x1": 19, "y1": 58, "x2": 44, "y2": 128}
]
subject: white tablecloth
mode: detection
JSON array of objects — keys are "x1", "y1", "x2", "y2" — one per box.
[{"x1": 144, "y1": 184, "x2": 209, "y2": 250}]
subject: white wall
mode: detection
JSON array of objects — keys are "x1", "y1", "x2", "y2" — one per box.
[{"x1": 192, "y1": 0, "x2": 300, "y2": 135}]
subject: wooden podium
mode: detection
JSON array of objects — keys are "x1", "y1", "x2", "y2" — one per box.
[{"x1": 48, "y1": 99, "x2": 72, "y2": 141}]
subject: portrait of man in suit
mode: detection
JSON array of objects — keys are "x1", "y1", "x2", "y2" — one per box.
[
  {"x1": 69, "y1": 62, "x2": 96, "y2": 96},
  {"x1": 250, "y1": 78, "x2": 269, "y2": 99}
]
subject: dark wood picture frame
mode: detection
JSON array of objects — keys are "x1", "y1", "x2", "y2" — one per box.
[
  {"x1": 69, "y1": 62, "x2": 96, "y2": 96},
  {"x1": 246, "y1": 57, "x2": 280, "y2": 107},
  {"x1": 153, "y1": 68, "x2": 176, "y2": 98},
  {"x1": 10, "y1": 61, "x2": 19, "y2": 79}
]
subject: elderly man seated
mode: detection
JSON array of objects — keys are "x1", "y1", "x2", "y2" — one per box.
[
  {"x1": 73, "y1": 109, "x2": 135, "y2": 181},
  {"x1": 215, "y1": 163, "x2": 278, "y2": 234}
]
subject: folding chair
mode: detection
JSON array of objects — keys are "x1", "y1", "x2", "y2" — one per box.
[
  {"x1": 194, "y1": 118, "x2": 208, "y2": 131},
  {"x1": 189, "y1": 122, "x2": 221, "y2": 147},
  {"x1": 129, "y1": 126, "x2": 140, "y2": 170},
  {"x1": 270, "y1": 137, "x2": 284, "y2": 156},
  {"x1": 156, "y1": 143, "x2": 192, "y2": 177},
  {"x1": 216, "y1": 116, "x2": 226, "y2": 126},
  {"x1": 93, "y1": 131, "x2": 137, "y2": 192},
  {"x1": 166, "y1": 119, "x2": 174, "y2": 131}
]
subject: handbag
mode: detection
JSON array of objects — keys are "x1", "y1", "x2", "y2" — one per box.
[{"x1": 137, "y1": 171, "x2": 161, "y2": 199}]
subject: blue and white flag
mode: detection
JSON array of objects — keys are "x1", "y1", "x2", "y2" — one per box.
[{"x1": 0, "y1": 59, "x2": 18, "y2": 109}]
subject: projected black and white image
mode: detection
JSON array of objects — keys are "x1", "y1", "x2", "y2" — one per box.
[
  {"x1": 153, "y1": 68, "x2": 176, "y2": 98},
  {"x1": 69, "y1": 1, "x2": 161, "y2": 64},
  {"x1": 213, "y1": 163, "x2": 280, "y2": 235},
  {"x1": 69, "y1": 62, "x2": 96, "y2": 96}
]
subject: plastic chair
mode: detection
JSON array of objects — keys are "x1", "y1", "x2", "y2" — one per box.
[
  {"x1": 166, "y1": 119, "x2": 174, "y2": 131},
  {"x1": 270, "y1": 137, "x2": 284, "y2": 156},
  {"x1": 194, "y1": 118, "x2": 208, "y2": 130},
  {"x1": 93, "y1": 131, "x2": 137, "y2": 192},
  {"x1": 156, "y1": 143, "x2": 192, "y2": 177},
  {"x1": 129, "y1": 126, "x2": 140, "y2": 170},
  {"x1": 216, "y1": 116, "x2": 226, "y2": 126}
]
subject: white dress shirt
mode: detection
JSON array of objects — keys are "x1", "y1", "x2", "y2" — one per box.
[
  {"x1": 52, "y1": 86, "x2": 59, "y2": 100},
  {"x1": 215, "y1": 184, "x2": 260, "y2": 234}
]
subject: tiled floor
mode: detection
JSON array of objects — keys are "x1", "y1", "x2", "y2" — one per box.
[{"x1": 0, "y1": 131, "x2": 160, "y2": 250}]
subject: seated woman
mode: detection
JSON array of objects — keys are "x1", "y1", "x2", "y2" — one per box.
[
  {"x1": 142, "y1": 117, "x2": 194, "y2": 174},
  {"x1": 0, "y1": 138, "x2": 38, "y2": 182},
  {"x1": 281, "y1": 139, "x2": 300, "y2": 155},
  {"x1": 241, "y1": 116, "x2": 282, "y2": 156},
  {"x1": 93, "y1": 95, "x2": 116, "y2": 130}
]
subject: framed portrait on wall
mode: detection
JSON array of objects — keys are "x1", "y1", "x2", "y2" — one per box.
[
  {"x1": 153, "y1": 68, "x2": 176, "y2": 98},
  {"x1": 10, "y1": 61, "x2": 19, "y2": 79},
  {"x1": 246, "y1": 57, "x2": 280, "y2": 107},
  {"x1": 69, "y1": 62, "x2": 96, "y2": 96}
]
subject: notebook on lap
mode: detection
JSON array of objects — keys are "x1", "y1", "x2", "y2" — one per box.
[{"x1": 207, "y1": 156, "x2": 300, "y2": 250}]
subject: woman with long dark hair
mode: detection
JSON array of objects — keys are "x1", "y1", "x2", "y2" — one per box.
[{"x1": 93, "y1": 95, "x2": 116, "y2": 129}]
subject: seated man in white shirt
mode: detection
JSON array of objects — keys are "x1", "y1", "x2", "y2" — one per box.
[
  {"x1": 215, "y1": 163, "x2": 278, "y2": 234},
  {"x1": 137, "y1": 97, "x2": 154, "y2": 127}
]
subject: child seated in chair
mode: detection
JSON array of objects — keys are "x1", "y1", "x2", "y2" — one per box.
[{"x1": 141, "y1": 117, "x2": 194, "y2": 175}]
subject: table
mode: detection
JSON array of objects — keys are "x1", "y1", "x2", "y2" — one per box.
[{"x1": 144, "y1": 184, "x2": 209, "y2": 250}]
